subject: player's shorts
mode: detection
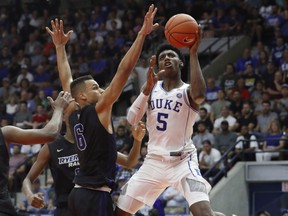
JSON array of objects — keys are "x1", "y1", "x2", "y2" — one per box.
[
  {"x1": 68, "y1": 187, "x2": 114, "y2": 216},
  {"x1": 117, "y1": 153, "x2": 211, "y2": 214},
  {"x1": 54, "y1": 202, "x2": 72, "y2": 216}
]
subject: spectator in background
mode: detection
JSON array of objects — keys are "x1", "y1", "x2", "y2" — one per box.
[
  {"x1": 255, "y1": 50, "x2": 269, "y2": 76},
  {"x1": 16, "y1": 64, "x2": 34, "y2": 85},
  {"x1": 270, "y1": 36, "x2": 286, "y2": 67},
  {"x1": 13, "y1": 100, "x2": 32, "y2": 129},
  {"x1": 192, "y1": 121, "x2": 215, "y2": 152},
  {"x1": 23, "y1": 104, "x2": 49, "y2": 129},
  {"x1": 210, "y1": 89, "x2": 231, "y2": 122},
  {"x1": 232, "y1": 77, "x2": 250, "y2": 101},
  {"x1": 198, "y1": 139, "x2": 222, "y2": 176},
  {"x1": 250, "y1": 80, "x2": 265, "y2": 105},
  {"x1": 89, "y1": 49, "x2": 107, "y2": 87},
  {"x1": 213, "y1": 106, "x2": 238, "y2": 134},
  {"x1": 246, "y1": 7, "x2": 264, "y2": 43},
  {"x1": 31, "y1": 64, "x2": 52, "y2": 94},
  {"x1": 266, "y1": 70, "x2": 283, "y2": 100},
  {"x1": 256, "y1": 101, "x2": 278, "y2": 134},
  {"x1": 5, "y1": 94, "x2": 19, "y2": 116},
  {"x1": 211, "y1": 7, "x2": 229, "y2": 37},
  {"x1": 133, "y1": 57, "x2": 149, "y2": 94},
  {"x1": 194, "y1": 107, "x2": 214, "y2": 133},
  {"x1": 275, "y1": 84, "x2": 288, "y2": 121},
  {"x1": 256, "y1": 120, "x2": 284, "y2": 161},
  {"x1": 205, "y1": 78, "x2": 221, "y2": 104},
  {"x1": 241, "y1": 63, "x2": 262, "y2": 92},
  {"x1": 229, "y1": 89, "x2": 244, "y2": 119},
  {"x1": 215, "y1": 120, "x2": 238, "y2": 154},
  {"x1": 219, "y1": 63, "x2": 239, "y2": 91},
  {"x1": 237, "y1": 101, "x2": 258, "y2": 133},
  {"x1": 235, "y1": 48, "x2": 258, "y2": 74},
  {"x1": 235, "y1": 125, "x2": 259, "y2": 161},
  {"x1": 279, "y1": 49, "x2": 288, "y2": 83},
  {"x1": 0, "y1": 78, "x2": 16, "y2": 102}
]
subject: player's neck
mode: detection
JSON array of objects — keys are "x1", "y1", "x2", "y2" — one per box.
[{"x1": 162, "y1": 79, "x2": 184, "y2": 91}]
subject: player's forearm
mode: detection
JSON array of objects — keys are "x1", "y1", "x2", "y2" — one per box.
[
  {"x1": 189, "y1": 54, "x2": 206, "y2": 104},
  {"x1": 56, "y1": 46, "x2": 73, "y2": 92},
  {"x1": 125, "y1": 140, "x2": 142, "y2": 169},
  {"x1": 42, "y1": 108, "x2": 64, "y2": 138},
  {"x1": 22, "y1": 178, "x2": 33, "y2": 199},
  {"x1": 127, "y1": 92, "x2": 148, "y2": 125}
]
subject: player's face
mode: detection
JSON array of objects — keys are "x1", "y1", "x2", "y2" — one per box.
[
  {"x1": 158, "y1": 50, "x2": 182, "y2": 73},
  {"x1": 84, "y1": 79, "x2": 104, "y2": 104}
]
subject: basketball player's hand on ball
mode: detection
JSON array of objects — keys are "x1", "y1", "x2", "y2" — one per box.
[
  {"x1": 46, "y1": 18, "x2": 73, "y2": 48},
  {"x1": 139, "y1": 4, "x2": 159, "y2": 36},
  {"x1": 189, "y1": 25, "x2": 203, "y2": 53},
  {"x1": 28, "y1": 192, "x2": 45, "y2": 209},
  {"x1": 143, "y1": 55, "x2": 165, "y2": 95}
]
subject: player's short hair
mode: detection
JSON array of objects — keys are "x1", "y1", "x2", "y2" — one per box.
[
  {"x1": 155, "y1": 44, "x2": 185, "y2": 69},
  {"x1": 70, "y1": 75, "x2": 94, "y2": 98}
]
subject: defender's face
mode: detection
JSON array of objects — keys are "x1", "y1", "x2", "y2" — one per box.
[
  {"x1": 83, "y1": 79, "x2": 104, "y2": 104},
  {"x1": 158, "y1": 50, "x2": 182, "y2": 73}
]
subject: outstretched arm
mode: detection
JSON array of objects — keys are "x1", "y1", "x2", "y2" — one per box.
[
  {"x1": 22, "y1": 145, "x2": 50, "y2": 209},
  {"x1": 2, "y1": 91, "x2": 70, "y2": 146},
  {"x1": 116, "y1": 122, "x2": 146, "y2": 168},
  {"x1": 97, "y1": 4, "x2": 159, "y2": 111},
  {"x1": 46, "y1": 19, "x2": 73, "y2": 92},
  {"x1": 188, "y1": 26, "x2": 206, "y2": 107}
]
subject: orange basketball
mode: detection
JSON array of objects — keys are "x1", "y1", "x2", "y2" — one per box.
[{"x1": 164, "y1": 13, "x2": 199, "y2": 48}]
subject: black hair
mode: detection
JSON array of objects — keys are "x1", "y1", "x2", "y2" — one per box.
[
  {"x1": 202, "y1": 139, "x2": 212, "y2": 145},
  {"x1": 155, "y1": 44, "x2": 185, "y2": 69},
  {"x1": 199, "y1": 107, "x2": 208, "y2": 113},
  {"x1": 70, "y1": 75, "x2": 94, "y2": 98}
]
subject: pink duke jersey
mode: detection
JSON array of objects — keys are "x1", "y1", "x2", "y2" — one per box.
[{"x1": 146, "y1": 81, "x2": 198, "y2": 156}]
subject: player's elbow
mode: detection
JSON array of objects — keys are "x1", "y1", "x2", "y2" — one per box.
[{"x1": 192, "y1": 95, "x2": 205, "y2": 105}]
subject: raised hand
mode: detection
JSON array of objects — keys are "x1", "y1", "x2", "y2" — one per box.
[
  {"x1": 46, "y1": 19, "x2": 73, "y2": 48},
  {"x1": 138, "y1": 4, "x2": 159, "y2": 36},
  {"x1": 143, "y1": 55, "x2": 165, "y2": 95},
  {"x1": 189, "y1": 24, "x2": 203, "y2": 53},
  {"x1": 47, "y1": 91, "x2": 72, "y2": 111}
]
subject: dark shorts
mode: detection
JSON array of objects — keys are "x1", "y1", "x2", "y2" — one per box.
[
  {"x1": 68, "y1": 188, "x2": 114, "y2": 216},
  {"x1": 54, "y1": 205, "x2": 72, "y2": 216}
]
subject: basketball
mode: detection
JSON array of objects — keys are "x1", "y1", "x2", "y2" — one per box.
[{"x1": 164, "y1": 13, "x2": 199, "y2": 48}]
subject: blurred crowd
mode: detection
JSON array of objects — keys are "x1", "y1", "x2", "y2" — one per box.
[{"x1": 1, "y1": 0, "x2": 288, "y2": 215}]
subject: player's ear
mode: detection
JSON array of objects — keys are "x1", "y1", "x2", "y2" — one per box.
[{"x1": 179, "y1": 61, "x2": 184, "y2": 68}]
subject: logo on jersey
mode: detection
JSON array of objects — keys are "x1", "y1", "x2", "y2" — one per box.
[
  {"x1": 150, "y1": 98, "x2": 183, "y2": 112},
  {"x1": 58, "y1": 154, "x2": 80, "y2": 167},
  {"x1": 176, "y1": 93, "x2": 182, "y2": 98}
]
